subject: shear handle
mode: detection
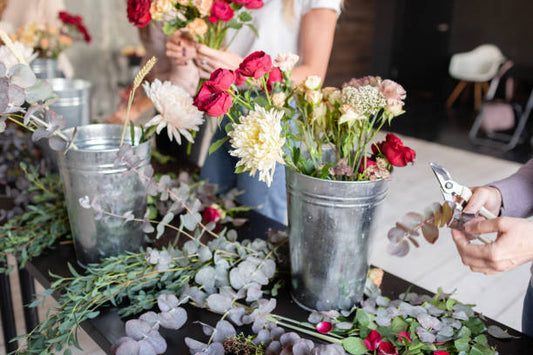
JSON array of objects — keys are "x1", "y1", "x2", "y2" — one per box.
[{"x1": 447, "y1": 181, "x2": 497, "y2": 219}]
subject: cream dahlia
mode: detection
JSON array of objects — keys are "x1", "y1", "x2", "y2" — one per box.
[
  {"x1": 143, "y1": 79, "x2": 204, "y2": 144},
  {"x1": 228, "y1": 106, "x2": 285, "y2": 187}
]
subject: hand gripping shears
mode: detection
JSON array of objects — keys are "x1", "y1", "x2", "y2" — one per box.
[{"x1": 429, "y1": 162, "x2": 497, "y2": 220}]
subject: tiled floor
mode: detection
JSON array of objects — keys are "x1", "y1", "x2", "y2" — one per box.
[{"x1": 1, "y1": 101, "x2": 532, "y2": 354}]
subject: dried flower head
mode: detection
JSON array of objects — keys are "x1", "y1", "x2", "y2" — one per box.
[
  {"x1": 143, "y1": 79, "x2": 204, "y2": 144},
  {"x1": 228, "y1": 106, "x2": 285, "y2": 187},
  {"x1": 340, "y1": 85, "x2": 386, "y2": 124}
]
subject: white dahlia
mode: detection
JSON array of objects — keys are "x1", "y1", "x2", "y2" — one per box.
[
  {"x1": 143, "y1": 79, "x2": 204, "y2": 144},
  {"x1": 228, "y1": 106, "x2": 286, "y2": 187}
]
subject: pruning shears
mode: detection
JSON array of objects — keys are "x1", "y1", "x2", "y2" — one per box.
[{"x1": 430, "y1": 162, "x2": 497, "y2": 220}]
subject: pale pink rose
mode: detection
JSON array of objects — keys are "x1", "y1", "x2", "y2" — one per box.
[
  {"x1": 193, "y1": 0, "x2": 214, "y2": 17},
  {"x1": 304, "y1": 75, "x2": 322, "y2": 91},
  {"x1": 274, "y1": 52, "x2": 299, "y2": 72},
  {"x1": 150, "y1": 0, "x2": 174, "y2": 20},
  {"x1": 380, "y1": 79, "x2": 406, "y2": 101},
  {"x1": 186, "y1": 18, "x2": 208, "y2": 36},
  {"x1": 322, "y1": 87, "x2": 342, "y2": 105},
  {"x1": 305, "y1": 90, "x2": 323, "y2": 105},
  {"x1": 272, "y1": 92, "x2": 287, "y2": 107}
]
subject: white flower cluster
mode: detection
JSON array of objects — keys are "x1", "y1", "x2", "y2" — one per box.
[
  {"x1": 228, "y1": 105, "x2": 286, "y2": 187},
  {"x1": 143, "y1": 79, "x2": 204, "y2": 145},
  {"x1": 339, "y1": 85, "x2": 386, "y2": 124}
]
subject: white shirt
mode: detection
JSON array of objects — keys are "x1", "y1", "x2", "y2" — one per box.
[{"x1": 227, "y1": 0, "x2": 342, "y2": 59}]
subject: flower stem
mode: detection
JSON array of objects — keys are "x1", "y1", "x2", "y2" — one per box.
[{"x1": 267, "y1": 316, "x2": 342, "y2": 345}]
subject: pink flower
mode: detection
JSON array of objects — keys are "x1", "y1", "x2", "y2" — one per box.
[
  {"x1": 235, "y1": 51, "x2": 272, "y2": 84},
  {"x1": 243, "y1": 0, "x2": 263, "y2": 9},
  {"x1": 364, "y1": 330, "x2": 382, "y2": 351},
  {"x1": 207, "y1": 68, "x2": 236, "y2": 92},
  {"x1": 315, "y1": 322, "x2": 333, "y2": 334},
  {"x1": 380, "y1": 79, "x2": 406, "y2": 102},
  {"x1": 208, "y1": 1, "x2": 234, "y2": 23},
  {"x1": 377, "y1": 342, "x2": 398, "y2": 355},
  {"x1": 434, "y1": 352, "x2": 450, "y2": 355},
  {"x1": 398, "y1": 331, "x2": 412, "y2": 344},
  {"x1": 266, "y1": 67, "x2": 283, "y2": 91},
  {"x1": 343, "y1": 75, "x2": 382, "y2": 88},
  {"x1": 203, "y1": 206, "x2": 221, "y2": 223}
]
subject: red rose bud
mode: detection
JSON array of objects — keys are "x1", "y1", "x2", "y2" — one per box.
[
  {"x1": 127, "y1": 0, "x2": 152, "y2": 27},
  {"x1": 194, "y1": 84, "x2": 233, "y2": 117},
  {"x1": 358, "y1": 156, "x2": 376, "y2": 173},
  {"x1": 209, "y1": 1, "x2": 234, "y2": 23},
  {"x1": 397, "y1": 331, "x2": 412, "y2": 344},
  {"x1": 315, "y1": 321, "x2": 333, "y2": 334},
  {"x1": 203, "y1": 206, "x2": 221, "y2": 223},
  {"x1": 267, "y1": 67, "x2": 283, "y2": 91},
  {"x1": 433, "y1": 352, "x2": 450, "y2": 355},
  {"x1": 58, "y1": 11, "x2": 82, "y2": 25},
  {"x1": 377, "y1": 342, "x2": 398, "y2": 355},
  {"x1": 380, "y1": 133, "x2": 416, "y2": 167},
  {"x1": 238, "y1": 51, "x2": 272, "y2": 80},
  {"x1": 364, "y1": 330, "x2": 382, "y2": 351},
  {"x1": 208, "y1": 68, "x2": 236, "y2": 92}
]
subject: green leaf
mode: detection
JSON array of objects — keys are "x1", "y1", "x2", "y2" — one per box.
[
  {"x1": 473, "y1": 334, "x2": 489, "y2": 346},
  {"x1": 454, "y1": 336, "x2": 471, "y2": 352},
  {"x1": 391, "y1": 316, "x2": 409, "y2": 333},
  {"x1": 226, "y1": 18, "x2": 242, "y2": 30},
  {"x1": 469, "y1": 342, "x2": 494, "y2": 355},
  {"x1": 446, "y1": 297, "x2": 457, "y2": 311},
  {"x1": 421, "y1": 221, "x2": 439, "y2": 244},
  {"x1": 457, "y1": 326, "x2": 472, "y2": 339},
  {"x1": 486, "y1": 324, "x2": 520, "y2": 339},
  {"x1": 209, "y1": 136, "x2": 229, "y2": 155},
  {"x1": 465, "y1": 317, "x2": 487, "y2": 335},
  {"x1": 238, "y1": 11, "x2": 252, "y2": 22},
  {"x1": 355, "y1": 308, "x2": 372, "y2": 327},
  {"x1": 246, "y1": 23, "x2": 259, "y2": 38},
  {"x1": 342, "y1": 337, "x2": 368, "y2": 355}
]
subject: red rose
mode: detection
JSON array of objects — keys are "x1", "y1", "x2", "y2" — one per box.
[
  {"x1": 203, "y1": 206, "x2": 221, "y2": 223},
  {"x1": 236, "y1": 51, "x2": 272, "y2": 84},
  {"x1": 127, "y1": 0, "x2": 152, "y2": 27},
  {"x1": 358, "y1": 156, "x2": 377, "y2": 173},
  {"x1": 208, "y1": 1, "x2": 234, "y2": 23},
  {"x1": 377, "y1": 342, "x2": 398, "y2": 355},
  {"x1": 266, "y1": 67, "x2": 283, "y2": 91},
  {"x1": 433, "y1": 352, "x2": 450, "y2": 355},
  {"x1": 77, "y1": 25, "x2": 92, "y2": 42},
  {"x1": 58, "y1": 11, "x2": 82, "y2": 25},
  {"x1": 379, "y1": 133, "x2": 416, "y2": 167},
  {"x1": 244, "y1": 0, "x2": 264, "y2": 9},
  {"x1": 208, "y1": 68, "x2": 236, "y2": 92},
  {"x1": 397, "y1": 331, "x2": 412, "y2": 344},
  {"x1": 194, "y1": 84, "x2": 233, "y2": 117},
  {"x1": 231, "y1": 0, "x2": 264, "y2": 9},
  {"x1": 364, "y1": 330, "x2": 382, "y2": 351}
]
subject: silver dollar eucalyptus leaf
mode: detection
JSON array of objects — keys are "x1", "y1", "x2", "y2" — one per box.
[
  {"x1": 266, "y1": 341, "x2": 281, "y2": 355},
  {"x1": 137, "y1": 340, "x2": 157, "y2": 355},
  {"x1": 487, "y1": 324, "x2": 520, "y2": 339},
  {"x1": 206, "y1": 294, "x2": 233, "y2": 314},
  {"x1": 254, "y1": 329, "x2": 271, "y2": 346},
  {"x1": 415, "y1": 326, "x2": 436, "y2": 343},
  {"x1": 139, "y1": 312, "x2": 160, "y2": 330},
  {"x1": 157, "y1": 293, "x2": 180, "y2": 312},
  {"x1": 144, "y1": 331, "x2": 167, "y2": 354},
  {"x1": 280, "y1": 332, "x2": 301, "y2": 347},
  {"x1": 125, "y1": 319, "x2": 152, "y2": 340},
  {"x1": 184, "y1": 337, "x2": 208, "y2": 352},
  {"x1": 181, "y1": 211, "x2": 201, "y2": 231},
  {"x1": 195, "y1": 266, "x2": 216, "y2": 293},
  {"x1": 227, "y1": 307, "x2": 246, "y2": 326},
  {"x1": 205, "y1": 342, "x2": 225, "y2": 355},
  {"x1": 8, "y1": 64, "x2": 36, "y2": 88},
  {"x1": 158, "y1": 307, "x2": 187, "y2": 329},
  {"x1": 0, "y1": 62, "x2": 6, "y2": 77},
  {"x1": 293, "y1": 339, "x2": 314, "y2": 355},
  {"x1": 25, "y1": 78, "x2": 55, "y2": 103},
  {"x1": 198, "y1": 246, "x2": 212, "y2": 262},
  {"x1": 211, "y1": 320, "x2": 236, "y2": 343},
  {"x1": 114, "y1": 337, "x2": 140, "y2": 355},
  {"x1": 8, "y1": 84, "x2": 25, "y2": 108},
  {"x1": 48, "y1": 135, "x2": 67, "y2": 151}
]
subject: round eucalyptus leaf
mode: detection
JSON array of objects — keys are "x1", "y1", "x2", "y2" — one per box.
[
  {"x1": 139, "y1": 312, "x2": 160, "y2": 330},
  {"x1": 211, "y1": 320, "x2": 236, "y2": 343},
  {"x1": 115, "y1": 338, "x2": 140, "y2": 355},
  {"x1": 206, "y1": 294, "x2": 232, "y2": 314},
  {"x1": 0, "y1": 62, "x2": 6, "y2": 77},
  {"x1": 8, "y1": 84, "x2": 24, "y2": 107},
  {"x1": 48, "y1": 135, "x2": 67, "y2": 151},
  {"x1": 144, "y1": 331, "x2": 167, "y2": 354},
  {"x1": 138, "y1": 340, "x2": 157, "y2": 355},
  {"x1": 158, "y1": 307, "x2": 187, "y2": 330},
  {"x1": 8, "y1": 64, "x2": 36, "y2": 88},
  {"x1": 25, "y1": 79, "x2": 55, "y2": 103},
  {"x1": 157, "y1": 293, "x2": 179, "y2": 312},
  {"x1": 125, "y1": 319, "x2": 152, "y2": 340}
]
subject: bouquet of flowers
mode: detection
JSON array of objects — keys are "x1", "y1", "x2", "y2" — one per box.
[
  {"x1": 10, "y1": 11, "x2": 91, "y2": 58},
  {"x1": 127, "y1": 0, "x2": 263, "y2": 49},
  {"x1": 193, "y1": 51, "x2": 416, "y2": 186}
]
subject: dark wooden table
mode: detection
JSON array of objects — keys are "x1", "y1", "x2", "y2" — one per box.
[{"x1": 23, "y1": 211, "x2": 533, "y2": 354}]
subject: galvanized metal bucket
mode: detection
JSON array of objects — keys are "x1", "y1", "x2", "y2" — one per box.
[
  {"x1": 286, "y1": 167, "x2": 388, "y2": 311},
  {"x1": 48, "y1": 78, "x2": 92, "y2": 128},
  {"x1": 57, "y1": 124, "x2": 151, "y2": 266},
  {"x1": 30, "y1": 58, "x2": 62, "y2": 79}
]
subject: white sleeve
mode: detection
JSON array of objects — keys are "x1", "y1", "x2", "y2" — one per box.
[{"x1": 302, "y1": 0, "x2": 342, "y2": 16}]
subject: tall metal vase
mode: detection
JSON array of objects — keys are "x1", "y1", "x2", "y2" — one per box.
[
  {"x1": 286, "y1": 168, "x2": 388, "y2": 311},
  {"x1": 30, "y1": 58, "x2": 63, "y2": 79},
  {"x1": 57, "y1": 124, "x2": 151, "y2": 266}
]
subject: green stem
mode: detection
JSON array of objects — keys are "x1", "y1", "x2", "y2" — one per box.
[{"x1": 267, "y1": 317, "x2": 342, "y2": 345}]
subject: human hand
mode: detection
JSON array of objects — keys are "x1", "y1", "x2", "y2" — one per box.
[
  {"x1": 195, "y1": 44, "x2": 242, "y2": 79},
  {"x1": 451, "y1": 217, "x2": 533, "y2": 274},
  {"x1": 166, "y1": 33, "x2": 198, "y2": 66},
  {"x1": 463, "y1": 186, "x2": 502, "y2": 216}
]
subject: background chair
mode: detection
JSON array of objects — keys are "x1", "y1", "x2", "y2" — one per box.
[{"x1": 446, "y1": 44, "x2": 506, "y2": 111}]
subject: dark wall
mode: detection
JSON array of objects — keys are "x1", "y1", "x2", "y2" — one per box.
[{"x1": 449, "y1": 0, "x2": 533, "y2": 67}]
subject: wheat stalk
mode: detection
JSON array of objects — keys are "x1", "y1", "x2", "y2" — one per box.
[
  {"x1": 0, "y1": 30, "x2": 28, "y2": 65},
  {"x1": 120, "y1": 56, "x2": 157, "y2": 146}
]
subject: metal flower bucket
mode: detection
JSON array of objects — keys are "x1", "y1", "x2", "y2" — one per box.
[
  {"x1": 48, "y1": 78, "x2": 92, "y2": 128},
  {"x1": 286, "y1": 167, "x2": 388, "y2": 311},
  {"x1": 57, "y1": 124, "x2": 151, "y2": 266},
  {"x1": 30, "y1": 58, "x2": 62, "y2": 79}
]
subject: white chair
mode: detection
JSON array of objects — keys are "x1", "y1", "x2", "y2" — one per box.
[{"x1": 446, "y1": 44, "x2": 506, "y2": 111}]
